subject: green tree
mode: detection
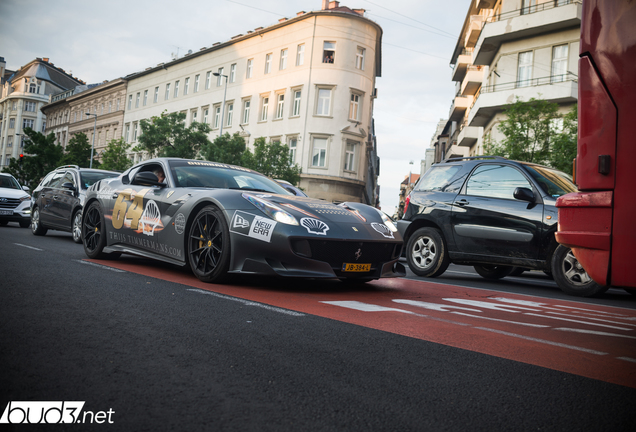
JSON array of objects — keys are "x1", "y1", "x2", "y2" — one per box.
[
  {"x1": 100, "y1": 138, "x2": 133, "y2": 172},
  {"x1": 242, "y1": 137, "x2": 302, "y2": 185},
  {"x1": 548, "y1": 105, "x2": 578, "y2": 173},
  {"x1": 59, "y1": 132, "x2": 99, "y2": 168},
  {"x1": 1, "y1": 128, "x2": 63, "y2": 189},
  {"x1": 201, "y1": 132, "x2": 247, "y2": 165},
  {"x1": 135, "y1": 111, "x2": 212, "y2": 159}
]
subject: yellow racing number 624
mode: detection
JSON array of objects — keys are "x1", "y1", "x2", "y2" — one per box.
[{"x1": 111, "y1": 188, "x2": 150, "y2": 230}]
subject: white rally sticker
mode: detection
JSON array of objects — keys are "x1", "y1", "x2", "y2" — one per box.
[
  {"x1": 300, "y1": 217, "x2": 330, "y2": 235},
  {"x1": 139, "y1": 200, "x2": 161, "y2": 236},
  {"x1": 371, "y1": 222, "x2": 394, "y2": 239},
  {"x1": 230, "y1": 210, "x2": 277, "y2": 243}
]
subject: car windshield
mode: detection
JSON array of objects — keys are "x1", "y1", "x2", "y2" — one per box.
[
  {"x1": 79, "y1": 171, "x2": 119, "y2": 190},
  {"x1": 525, "y1": 165, "x2": 577, "y2": 198},
  {"x1": 169, "y1": 160, "x2": 291, "y2": 195},
  {"x1": 415, "y1": 165, "x2": 462, "y2": 192},
  {"x1": 0, "y1": 175, "x2": 21, "y2": 190}
]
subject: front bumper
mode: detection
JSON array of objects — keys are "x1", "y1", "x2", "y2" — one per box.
[{"x1": 0, "y1": 201, "x2": 31, "y2": 223}]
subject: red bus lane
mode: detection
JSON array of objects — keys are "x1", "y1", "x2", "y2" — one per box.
[{"x1": 88, "y1": 259, "x2": 636, "y2": 388}]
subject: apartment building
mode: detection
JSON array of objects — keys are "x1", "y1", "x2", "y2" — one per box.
[
  {"x1": 42, "y1": 78, "x2": 128, "y2": 159},
  {"x1": 441, "y1": 0, "x2": 580, "y2": 161},
  {"x1": 123, "y1": 1, "x2": 382, "y2": 204},
  {"x1": 0, "y1": 57, "x2": 83, "y2": 166}
]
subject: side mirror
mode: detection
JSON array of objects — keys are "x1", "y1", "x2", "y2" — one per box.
[
  {"x1": 22, "y1": 185, "x2": 30, "y2": 192},
  {"x1": 132, "y1": 171, "x2": 165, "y2": 187},
  {"x1": 61, "y1": 182, "x2": 77, "y2": 193},
  {"x1": 513, "y1": 187, "x2": 535, "y2": 202}
]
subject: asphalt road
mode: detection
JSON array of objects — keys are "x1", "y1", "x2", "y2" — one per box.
[{"x1": 1, "y1": 224, "x2": 635, "y2": 431}]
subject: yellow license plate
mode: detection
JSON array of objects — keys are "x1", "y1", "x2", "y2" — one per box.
[{"x1": 342, "y1": 263, "x2": 371, "y2": 272}]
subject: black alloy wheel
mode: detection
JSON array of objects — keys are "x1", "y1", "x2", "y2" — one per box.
[
  {"x1": 188, "y1": 205, "x2": 231, "y2": 283},
  {"x1": 82, "y1": 201, "x2": 119, "y2": 259}
]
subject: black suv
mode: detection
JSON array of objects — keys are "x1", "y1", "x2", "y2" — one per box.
[
  {"x1": 397, "y1": 156, "x2": 604, "y2": 297},
  {"x1": 31, "y1": 165, "x2": 120, "y2": 243}
]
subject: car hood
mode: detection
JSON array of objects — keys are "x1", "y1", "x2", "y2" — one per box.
[{"x1": 0, "y1": 187, "x2": 29, "y2": 199}]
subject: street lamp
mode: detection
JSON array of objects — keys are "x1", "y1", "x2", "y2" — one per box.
[
  {"x1": 212, "y1": 72, "x2": 228, "y2": 136},
  {"x1": 86, "y1": 112, "x2": 97, "y2": 168}
]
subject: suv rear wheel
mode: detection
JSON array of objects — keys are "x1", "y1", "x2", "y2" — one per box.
[
  {"x1": 551, "y1": 245, "x2": 608, "y2": 297},
  {"x1": 406, "y1": 227, "x2": 450, "y2": 278}
]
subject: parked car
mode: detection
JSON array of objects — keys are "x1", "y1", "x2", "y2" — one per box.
[
  {"x1": 397, "y1": 156, "x2": 604, "y2": 297},
  {"x1": 30, "y1": 165, "x2": 120, "y2": 243},
  {"x1": 275, "y1": 179, "x2": 307, "y2": 197},
  {"x1": 81, "y1": 158, "x2": 404, "y2": 283},
  {"x1": 0, "y1": 173, "x2": 31, "y2": 228}
]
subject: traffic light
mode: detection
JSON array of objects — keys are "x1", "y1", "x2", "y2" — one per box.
[{"x1": 19, "y1": 154, "x2": 24, "y2": 165}]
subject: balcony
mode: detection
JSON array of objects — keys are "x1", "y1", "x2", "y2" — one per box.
[
  {"x1": 449, "y1": 95, "x2": 472, "y2": 122},
  {"x1": 451, "y1": 51, "x2": 473, "y2": 82},
  {"x1": 460, "y1": 66, "x2": 484, "y2": 96},
  {"x1": 457, "y1": 124, "x2": 481, "y2": 147},
  {"x1": 468, "y1": 74, "x2": 578, "y2": 127},
  {"x1": 466, "y1": 15, "x2": 486, "y2": 48},
  {"x1": 473, "y1": 0, "x2": 582, "y2": 66}
]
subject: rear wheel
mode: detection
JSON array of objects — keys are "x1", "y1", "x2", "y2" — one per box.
[
  {"x1": 406, "y1": 227, "x2": 450, "y2": 278},
  {"x1": 83, "y1": 201, "x2": 112, "y2": 259},
  {"x1": 187, "y1": 206, "x2": 231, "y2": 283},
  {"x1": 474, "y1": 265, "x2": 514, "y2": 279},
  {"x1": 72, "y1": 210, "x2": 82, "y2": 243},
  {"x1": 31, "y1": 207, "x2": 48, "y2": 236},
  {"x1": 551, "y1": 245, "x2": 608, "y2": 297}
]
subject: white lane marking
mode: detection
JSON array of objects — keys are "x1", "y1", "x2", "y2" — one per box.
[
  {"x1": 188, "y1": 289, "x2": 304, "y2": 316},
  {"x1": 553, "y1": 327, "x2": 636, "y2": 339},
  {"x1": 14, "y1": 243, "x2": 43, "y2": 251},
  {"x1": 617, "y1": 357, "x2": 636, "y2": 363},
  {"x1": 451, "y1": 312, "x2": 550, "y2": 328},
  {"x1": 444, "y1": 298, "x2": 540, "y2": 313},
  {"x1": 475, "y1": 327, "x2": 608, "y2": 355},
  {"x1": 322, "y1": 300, "x2": 415, "y2": 314},
  {"x1": 524, "y1": 313, "x2": 632, "y2": 331},
  {"x1": 393, "y1": 299, "x2": 481, "y2": 312},
  {"x1": 75, "y1": 260, "x2": 126, "y2": 272},
  {"x1": 555, "y1": 305, "x2": 635, "y2": 316},
  {"x1": 545, "y1": 311, "x2": 636, "y2": 327},
  {"x1": 491, "y1": 297, "x2": 564, "y2": 311}
]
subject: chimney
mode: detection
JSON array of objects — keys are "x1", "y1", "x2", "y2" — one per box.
[
  {"x1": 329, "y1": 1, "x2": 340, "y2": 8},
  {"x1": 43, "y1": 57, "x2": 49, "y2": 62},
  {"x1": 322, "y1": 0, "x2": 329, "y2": 10}
]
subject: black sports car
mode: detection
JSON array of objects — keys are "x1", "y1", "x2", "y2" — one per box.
[{"x1": 82, "y1": 158, "x2": 405, "y2": 283}]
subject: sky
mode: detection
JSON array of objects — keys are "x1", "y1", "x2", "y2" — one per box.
[{"x1": 0, "y1": 0, "x2": 469, "y2": 215}]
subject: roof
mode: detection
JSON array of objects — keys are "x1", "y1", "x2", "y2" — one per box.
[
  {"x1": 401, "y1": 173, "x2": 420, "y2": 185},
  {"x1": 9, "y1": 58, "x2": 83, "y2": 91}
]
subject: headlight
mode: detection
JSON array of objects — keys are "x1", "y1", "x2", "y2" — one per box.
[
  {"x1": 242, "y1": 193, "x2": 299, "y2": 225},
  {"x1": 376, "y1": 209, "x2": 398, "y2": 232},
  {"x1": 19, "y1": 195, "x2": 31, "y2": 202}
]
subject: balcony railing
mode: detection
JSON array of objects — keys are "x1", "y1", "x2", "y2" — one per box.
[
  {"x1": 481, "y1": 73, "x2": 577, "y2": 94},
  {"x1": 486, "y1": 0, "x2": 579, "y2": 23}
]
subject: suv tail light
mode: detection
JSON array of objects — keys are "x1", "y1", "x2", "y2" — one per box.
[{"x1": 404, "y1": 194, "x2": 410, "y2": 215}]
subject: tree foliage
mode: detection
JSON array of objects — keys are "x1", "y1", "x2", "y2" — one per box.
[
  {"x1": 135, "y1": 111, "x2": 212, "y2": 159},
  {"x1": 59, "y1": 132, "x2": 99, "y2": 168},
  {"x1": 100, "y1": 138, "x2": 133, "y2": 172},
  {"x1": 242, "y1": 137, "x2": 302, "y2": 185},
  {"x1": 1, "y1": 128, "x2": 62, "y2": 189},
  {"x1": 484, "y1": 97, "x2": 577, "y2": 172},
  {"x1": 201, "y1": 132, "x2": 247, "y2": 166}
]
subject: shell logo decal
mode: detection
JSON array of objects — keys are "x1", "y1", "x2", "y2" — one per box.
[
  {"x1": 139, "y1": 200, "x2": 161, "y2": 236},
  {"x1": 300, "y1": 218, "x2": 330, "y2": 236},
  {"x1": 371, "y1": 222, "x2": 394, "y2": 239}
]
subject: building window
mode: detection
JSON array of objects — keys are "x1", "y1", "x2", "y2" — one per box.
[
  {"x1": 229, "y1": 64, "x2": 236, "y2": 83},
  {"x1": 280, "y1": 49, "x2": 288, "y2": 70},
  {"x1": 108, "y1": 101, "x2": 112, "y2": 113},
  {"x1": 203, "y1": 108, "x2": 209, "y2": 124},
  {"x1": 226, "y1": 103, "x2": 233, "y2": 127},
  {"x1": 191, "y1": 110, "x2": 198, "y2": 124},
  {"x1": 143, "y1": 90, "x2": 148, "y2": 106},
  {"x1": 296, "y1": 44, "x2": 305, "y2": 66},
  {"x1": 128, "y1": 94, "x2": 133, "y2": 109},
  {"x1": 133, "y1": 122, "x2": 138, "y2": 142},
  {"x1": 9, "y1": 118, "x2": 15, "y2": 129},
  {"x1": 174, "y1": 80, "x2": 180, "y2": 98},
  {"x1": 521, "y1": 0, "x2": 537, "y2": 15},
  {"x1": 124, "y1": 124, "x2": 130, "y2": 142},
  {"x1": 355, "y1": 47, "x2": 365, "y2": 70},
  {"x1": 117, "y1": 98, "x2": 120, "y2": 111},
  {"x1": 323, "y1": 41, "x2": 335, "y2": 63},
  {"x1": 23, "y1": 119, "x2": 34, "y2": 130},
  {"x1": 213, "y1": 105, "x2": 221, "y2": 129},
  {"x1": 217, "y1": 68, "x2": 224, "y2": 86},
  {"x1": 316, "y1": 88, "x2": 332, "y2": 116},
  {"x1": 349, "y1": 93, "x2": 361, "y2": 121},
  {"x1": 344, "y1": 142, "x2": 356, "y2": 171},
  {"x1": 7, "y1": 136, "x2": 12, "y2": 147},
  {"x1": 29, "y1": 83, "x2": 37, "y2": 93},
  {"x1": 551, "y1": 44, "x2": 569, "y2": 82},
  {"x1": 205, "y1": 71, "x2": 211, "y2": 89},
  {"x1": 292, "y1": 90, "x2": 301, "y2": 117},
  {"x1": 260, "y1": 96, "x2": 269, "y2": 122},
  {"x1": 242, "y1": 99, "x2": 251, "y2": 124},
  {"x1": 517, "y1": 51, "x2": 533, "y2": 88},
  {"x1": 246, "y1": 59, "x2": 253, "y2": 78},
  {"x1": 135, "y1": 92, "x2": 140, "y2": 108},
  {"x1": 265, "y1": 54, "x2": 272, "y2": 74},
  {"x1": 311, "y1": 137, "x2": 327, "y2": 167},
  {"x1": 42, "y1": 120, "x2": 46, "y2": 132},
  {"x1": 194, "y1": 74, "x2": 200, "y2": 92},
  {"x1": 165, "y1": 83, "x2": 171, "y2": 100},
  {"x1": 154, "y1": 87, "x2": 159, "y2": 103},
  {"x1": 275, "y1": 94, "x2": 285, "y2": 119},
  {"x1": 288, "y1": 137, "x2": 297, "y2": 165},
  {"x1": 24, "y1": 101, "x2": 36, "y2": 112},
  {"x1": 184, "y1": 77, "x2": 190, "y2": 95}
]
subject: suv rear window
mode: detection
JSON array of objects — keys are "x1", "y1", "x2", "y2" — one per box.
[
  {"x1": 415, "y1": 165, "x2": 461, "y2": 192},
  {"x1": 80, "y1": 171, "x2": 119, "y2": 190}
]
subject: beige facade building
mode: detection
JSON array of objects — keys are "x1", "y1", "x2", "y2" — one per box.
[
  {"x1": 437, "y1": 0, "x2": 580, "y2": 162},
  {"x1": 123, "y1": 1, "x2": 382, "y2": 204},
  {"x1": 42, "y1": 78, "x2": 128, "y2": 160},
  {"x1": 0, "y1": 57, "x2": 83, "y2": 166}
]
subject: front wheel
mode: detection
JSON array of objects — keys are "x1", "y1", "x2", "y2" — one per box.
[
  {"x1": 406, "y1": 227, "x2": 450, "y2": 278},
  {"x1": 474, "y1": 265, "x2": 514, "y2": 279},
  {"x1": 551, "y1": 245, "x2": 608, "y2": 297},
  {"x1": 72, "y1": 210, "x2": 82, "y2": 243},
  {"x1": 83, "y1": 201, "x2": 110, "y2": 259},
  {"x1": 187, "y1": 206, "x2": 231, "y2": 283},
  {"x1": 31, "y1": 207, "x2": 48, "y2": 236}
]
